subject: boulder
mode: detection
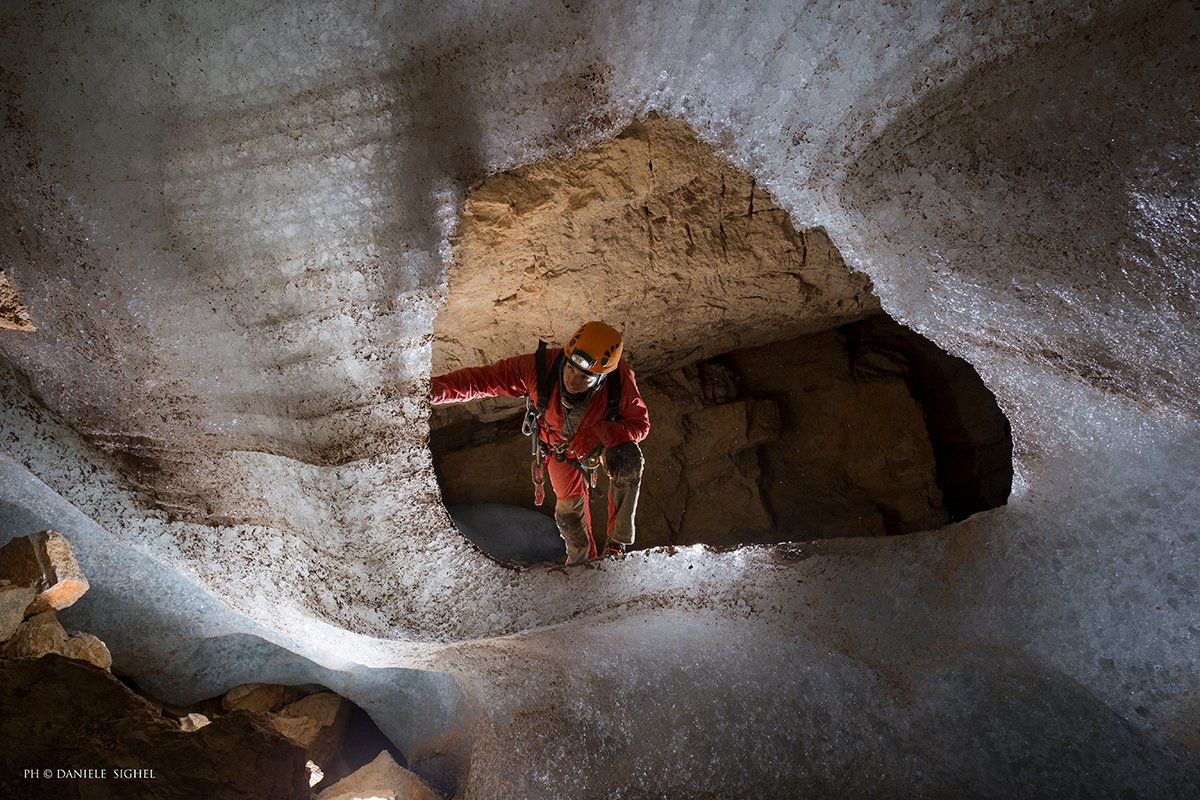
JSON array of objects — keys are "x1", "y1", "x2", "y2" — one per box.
[
  {"x1": 315, "y1": 750, "x2": 440, "y2": 800},
  {"x1": 270, "y1": 691, "x2": 352, "y2": 771},
  {"x1": 0, "y1": 530, "x2": 89, "y2": 615},
  {"x1": 3, "y1": 610, "x2": 68, "y2": 659},
  {"x1": 0, "y1": 584, "x2": 36, "y2": 642},
  {"x1": 3, "y1": 610, "x2": 113, "y2": 671},
  {"x1": 60, "y1": 631, "x2": 113, "y2": 670}
]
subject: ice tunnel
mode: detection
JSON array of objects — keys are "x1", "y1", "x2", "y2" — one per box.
[{"x1": 2, "y1": 0, "x2": 1200, "y2": 798}]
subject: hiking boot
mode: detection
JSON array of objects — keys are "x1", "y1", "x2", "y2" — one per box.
[{"x1": 603, "y1": 541, "x2": 626, "y2": 558}]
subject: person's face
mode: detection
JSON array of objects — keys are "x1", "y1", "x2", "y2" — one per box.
[{"x1": 563, "y1": 360, "x2": 602, "y2": 394}]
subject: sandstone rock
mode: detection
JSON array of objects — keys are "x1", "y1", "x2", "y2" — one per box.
[
  {"x1": 433, "y1": 114, "x2": 879, "y2": 382},
  {"x1": 60, "y1": 632, "x2": 113, "y2": 670},
  {"x1": 179, "y1": 712, "x2": 211, "y2": 732},
  {"x1": 0, "y1": 268, "x2": 36, "y2": 332},
  {"x1": 0, "y1": 584, "x2": 36, "y2": 642},
  {"x1": 222, "y1": 682, "x2": 301, "y2": 714},
  {"x1": 0, "y1": 530, "x2": 89, "y2": 616},
  {"x1": 0, "y1": 654, "x2": 310, "y2": 799},
  {"x1": 271, "y1": 691, "x2": 352, "y2": 771},
  {"x1": 3, "y1": 610, "x2": 68, "y2": 659},
  {"x1": 315, "y1": 750, "x2": 439, "y2": 800}
]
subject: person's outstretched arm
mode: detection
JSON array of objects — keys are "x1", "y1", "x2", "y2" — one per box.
[{"x1": 430, "y1": 353, "x2": 537, "y2": 405}]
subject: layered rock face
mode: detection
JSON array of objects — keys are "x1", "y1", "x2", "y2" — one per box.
[
  {"x1": 1, "y1": 1, "x2": 1199, "y2": 798},
  {"x1": 434, "y1": 114, "x2": 879, "y2": 377}
]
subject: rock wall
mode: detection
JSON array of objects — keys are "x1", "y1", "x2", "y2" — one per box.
[{"x1": 432, "y1": 114, "x2": 879, "y2": 387}]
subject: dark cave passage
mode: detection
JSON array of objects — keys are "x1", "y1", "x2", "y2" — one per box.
[{"x1": 431, "y1": 313, "x2": 1011, "y2": 562}]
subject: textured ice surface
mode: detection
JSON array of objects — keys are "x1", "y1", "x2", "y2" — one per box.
[{"x1": 3, "y1": 0, "x2": 1200, "y2": 796}]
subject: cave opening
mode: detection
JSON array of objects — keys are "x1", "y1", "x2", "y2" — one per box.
[{"x1": 430, "y1": 114, "x2": 1012, "y2": 564}]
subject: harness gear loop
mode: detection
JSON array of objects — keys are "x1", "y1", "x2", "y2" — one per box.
[
  {"x1": 530, "y1": 451, "x2": 546, "y2": 506},
  {"x1": 520, "y1": 337, "x2": 626, "y2": 499}
]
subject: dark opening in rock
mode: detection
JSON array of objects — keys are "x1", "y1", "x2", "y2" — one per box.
[{"x1": 431, "y1": 114, "x2": 1012, "y2": 563}]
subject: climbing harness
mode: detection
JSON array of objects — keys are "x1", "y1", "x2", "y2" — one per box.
[{"x1": 521, "y1": 340, "x2": 624, "y2": 503}]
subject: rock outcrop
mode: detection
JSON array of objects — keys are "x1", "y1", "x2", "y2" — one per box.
[
  {"x1": 315, "y1": 750, "x2": 440, "y2": 800},
  {"x1": 432, "y1": 114, "x2": 880, "y2": 426},
  {"x1": 429, "y1": 115, "x2": 1011, "y2": 552},
  {"x1": 0, "y1": 655, "x2": 311, "y2": 800}
]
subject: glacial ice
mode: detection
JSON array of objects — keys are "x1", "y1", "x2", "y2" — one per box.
[{"x1": 2, "y1": 0, "x2": 1200, "y2": 796}]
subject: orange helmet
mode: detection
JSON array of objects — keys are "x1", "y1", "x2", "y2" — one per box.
[{"x1": 564, "y1": 321, "x2": 623, "y2": 375}]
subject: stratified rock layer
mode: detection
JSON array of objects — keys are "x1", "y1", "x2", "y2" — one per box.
[{"x1": 434, "y1": 114, "x2": 879, "y2": 382}]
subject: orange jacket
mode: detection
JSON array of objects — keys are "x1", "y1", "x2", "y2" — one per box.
[{"x1": 430, "y1": 349, "x2": 650, "y2": 457}]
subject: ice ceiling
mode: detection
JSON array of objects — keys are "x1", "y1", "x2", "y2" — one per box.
[{"x1": 2, "y1": 1, "x2": 1199, "y2": 797}]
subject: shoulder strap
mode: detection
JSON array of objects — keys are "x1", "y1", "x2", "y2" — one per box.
[
  {"x1": 534, "y1": 340, "x2": 561, "y2": 416},
  {"x1": 605, "y1": 363, "x2": 623, "y2": 421}
]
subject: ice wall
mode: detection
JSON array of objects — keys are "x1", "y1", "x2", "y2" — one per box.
[{"x1": 2, "y1": 0, "x2": 1199, "y2": 796}]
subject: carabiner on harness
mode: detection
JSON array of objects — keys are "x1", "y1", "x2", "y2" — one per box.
[
  {"x1": 524, "y1": 397, "x2": 548, "y2": 505},
  {"x1": 522, "y1": 396, "x2": 539, "y2": 446}
]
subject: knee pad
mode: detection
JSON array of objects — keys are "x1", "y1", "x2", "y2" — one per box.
[
  {"x1": 554, "y1": 509, "x2": 588, "y2": 537},
  {"x1": 604, "y1": 441, "x2": 644, "y2": 485}
]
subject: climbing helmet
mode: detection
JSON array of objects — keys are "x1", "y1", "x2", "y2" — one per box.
[{"x1": 564, "y1": 321, "x2": 624, "y2": 375}]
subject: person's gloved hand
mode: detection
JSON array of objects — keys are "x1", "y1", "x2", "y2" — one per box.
[{"x1": 569, "y1": 431, "x2": 604, "y2": 465}]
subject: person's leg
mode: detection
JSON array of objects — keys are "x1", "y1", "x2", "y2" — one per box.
[
  {"x1": 602, "y1": 441, "x2": 644, "y2": 551},
  {"x1": 547, "y1": 458, "x2": 594, "y2": 564}
]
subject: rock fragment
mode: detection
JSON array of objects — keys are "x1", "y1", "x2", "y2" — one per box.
[
  {"x1": 3, "y1": 610, "x2": 115, "y2": 671},
  {"x1": 179, "y1": 712, "x2": 211, "y2": 732},
  {"x1": 315, "y1": 750, "x2": 439, "y2": 800},
  {"x1": 60, "y1": 631, "x2": 113, "y2": 670},
  {"x1": 3, "y1": 610, "x2": 68, "y2": 659},
  {"x1": 0, "y1": 585, "x2": 37, "y2": 642},
  {"x1": 0, "y1": 530, "x2": 89, "y2": 616}
]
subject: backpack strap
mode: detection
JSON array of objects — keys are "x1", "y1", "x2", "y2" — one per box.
[
  {"x1": 604, "y1": 363, "x2": 623, "y2": 421},
  {"x1": 533, "y1": 340, "x2": 561, "y2": 418}
]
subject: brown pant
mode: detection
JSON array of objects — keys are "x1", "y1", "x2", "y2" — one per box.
[{"x1": 553, "y1": 441, "x2": 644, "y2": 564}]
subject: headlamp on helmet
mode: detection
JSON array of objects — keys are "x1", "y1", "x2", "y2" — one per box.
[{"x1": 563, "y1": 321, "x2": 624, "y2": 376}]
